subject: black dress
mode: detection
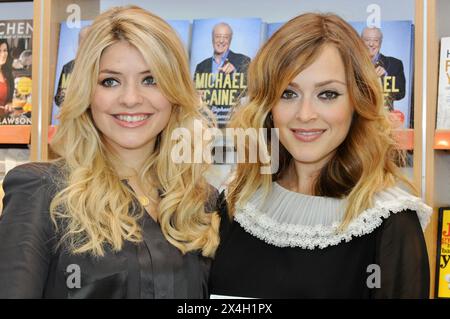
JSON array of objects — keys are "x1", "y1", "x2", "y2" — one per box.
[
  {"x1": 209, "y1": 183, "x2": 431, "y2": 298},
  {"x1": 0, "y1": 162, "x2": 210, "y2": 298}
]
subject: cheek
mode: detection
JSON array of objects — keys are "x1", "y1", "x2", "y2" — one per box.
[
  {"x1": 90, "y1": 91, "x2": 112, "y2": 121},
  {"x1": 92, "y1": 88, "x2": 112, "y2": 110},
  {"x1": 152, "y1": 95, "x2": 173, "y2": 126},
  {"x1": 271, "y1": 104, "x2": 295, "y2": 128},
  {"x1": 326, "y1": 105, "x2": 353, "y2": 134}
]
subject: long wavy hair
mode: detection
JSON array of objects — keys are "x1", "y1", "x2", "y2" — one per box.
[
  {"x1": 227, "y1": 13, "x2": 414, "y2": 229},
  {"x1": 0, "y1": 39, "x2": 14, "y2": 103},
  {"x1": 50, "y1": 6, "x2": 219, "y2": 257}
]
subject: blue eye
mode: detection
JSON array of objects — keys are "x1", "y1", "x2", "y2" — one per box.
[
  {"x1": 318, "y1": 90, "x2": 341, "y2": 100},
  {"x1": 281, "y1": 89, "x2": 298, "y2": 99},
  {"x1": 143, "y1": 76, "x2": 156, "y2": 86},
  {"x1": 100, "y1": 78, "x2": 119, "y2": 87}
]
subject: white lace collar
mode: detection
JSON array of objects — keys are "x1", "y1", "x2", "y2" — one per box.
[{"x1": 234, "y1": 183, "x2": 432, "y2": 250}]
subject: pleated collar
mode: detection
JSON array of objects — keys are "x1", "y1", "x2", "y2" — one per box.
[{"x1": 234, "y1": 183, "x2": 432, "y2": 249}]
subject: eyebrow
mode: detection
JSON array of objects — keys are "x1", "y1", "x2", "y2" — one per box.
[
  {"x1": 99, "y1": 69, "x2": 152, "y2": 75},
  {"x1": 288, "y1": 79, "x2": 346, "y2": 88}
]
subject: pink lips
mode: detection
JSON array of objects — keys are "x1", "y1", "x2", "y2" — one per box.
[
  {"x1": 112, "y1": 113, "x2": 152, "y2": 128},
  {"x1": 291, "y1": 128, "x2": 326, "y2": 142}
]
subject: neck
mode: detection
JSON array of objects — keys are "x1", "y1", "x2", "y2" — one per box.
[
  {"x1": 214, "y1": 51, "x2": 226, "y2": 63},
  {"x1": 108, "y1": 143, "x2": 155, "y2": 178},
  {"x1": 279, "y1": 160, "x2": 326, "y2": 195}
]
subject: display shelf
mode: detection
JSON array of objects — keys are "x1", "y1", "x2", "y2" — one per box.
[
  {"x1": 434, "y1": 130, "x2": 450, "y2": 149},
  {"x1": 0, "y1": 125, "x2": 31, "y2": 144},
  {"x1": 424, "y1": 0, "x2": 450, "y2": 298}
]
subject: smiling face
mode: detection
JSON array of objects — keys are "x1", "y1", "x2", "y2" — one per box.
[
  {"x1": 91, "y1": 40, "x2": 172, "y2": 157},
  {"x1": 212, "y1": 24, "x2": 232, "y2": 57},
  {"x1": 271, "y1": 44, "x2": 354, "y2": 174},
  {"x1": 0, "y1": 43, "x2": 8, "y2": 67},
  {"x1": 361, "y1": 28, "x2": 382, "y2": 59}
]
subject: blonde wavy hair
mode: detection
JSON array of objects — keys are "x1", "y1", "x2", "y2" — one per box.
[
  {"x1": 227, "y1": 13, "x2": 414, "y2": 229},
  {"x1": 50, "y1": 6, "x2": 219, "y2": 257}
]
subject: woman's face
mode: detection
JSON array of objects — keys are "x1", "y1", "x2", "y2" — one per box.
[
  {"x1": 272, "y1": 44, "x2": 354, "y2": 172},
  {"x1": 0, "y1": 43, "x2": 8, "y2": 67},
  {"x1": 91, "y1": 40, "x2": 172, "y2": 157}
]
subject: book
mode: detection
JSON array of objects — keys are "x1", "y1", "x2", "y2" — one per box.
[
  {"x1": 436, "y1": 37, "x2": 450, "y2": 129},
  {"x1": 351, "y1": 20, "x2": 414, "y2": 129},
  {"x1": 266, "y1": 22, "x2": 283, "y2": 39},
  {"x1": 190, "y1": 18, "x2": 263, "y2": 128},
  {"x1": 0, "y1": 19, "x2": 33, "y2": 126},
  {"x1": 436, "y1": 207, "x2": 450, "y2": 298},
  {"x1": 51, "y1": 20, "x2": 92, "y2": 125}
]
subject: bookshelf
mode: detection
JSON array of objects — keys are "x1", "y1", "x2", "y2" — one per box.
[
  {"x1": 0, "y1": 0, "x2": 443, "y2": 297},
  {"x1": 424, "y1": 0, "x2": 450, "y2": 298}
]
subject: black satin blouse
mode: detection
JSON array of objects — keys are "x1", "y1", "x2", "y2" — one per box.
[{"x1": 0, "y1": 163, "x2": 210, "y2": 298}]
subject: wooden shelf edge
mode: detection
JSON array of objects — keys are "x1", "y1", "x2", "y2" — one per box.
[
  {"x1": 434, "y1": 130, "x2": 450, "y2": 149},
  {"x1": 392, "y1": 128, "x2": 414, "y2": 150},
  {"x1": 0, "y1": 125, "x2": 31, "y2": 144}
]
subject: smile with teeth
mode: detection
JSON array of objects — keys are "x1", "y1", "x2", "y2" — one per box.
[{"x1": 114, "y1": 114, "x2": 151, "y2": 123}]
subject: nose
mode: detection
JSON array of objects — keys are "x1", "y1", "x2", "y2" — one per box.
[
  {"x1": 119, "y1": 83, "x2": 144, "y2": 108},
  {"x1": 295, "y1": 98, "x2": 318, "y2": 122}
]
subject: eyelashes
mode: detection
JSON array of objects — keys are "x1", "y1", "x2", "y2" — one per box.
[
  {"x1": 317, "y1": 90, "x2": 342, "y2": 101},
  {"x1": 99, "y1": 75, "x2": 157, "y2": 87},
  {"x1": 142, "y1": 76, "x2": 156, "y2": 86},
  {"x1": 281, "y1": 89, "x2": 297, "y2": 99},
  {"x1": 280, "y1": 89, "x2": 342, "y2": 101},
  {"x1": 100, "y1": 78, "x2": 119, "y2": 87}
]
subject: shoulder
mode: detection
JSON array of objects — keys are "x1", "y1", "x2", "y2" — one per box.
[
  {"x1": 195, "y1": 58, "x2": 211, "y2": 70},
  {"x1": 3, "y1": 161, "x2": 65, "y2": 196},
  {"x1": 380, "y1": 53, "x2": 403, "y2": 66},
  {"x1": 228, "y1": 50, "x2": 251, "y2": 62},
  {"x1": 378, "y1": 209, "x2": 424, "y2": 239},
  {"x1": 62, "y1": 60, "x2": 75, "y2": 71},
  {"x1": 371, "y1": 186, "x2": 431, "y2": 231}
]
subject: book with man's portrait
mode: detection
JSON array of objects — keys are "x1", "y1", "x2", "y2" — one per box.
[{"x1": 190, "y1": 18, "x2": 263, "y2": 128}]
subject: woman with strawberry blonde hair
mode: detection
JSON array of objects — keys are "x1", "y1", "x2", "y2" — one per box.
[{"x1": 209, "y1": 13, "x2": 431, "y2": 298}]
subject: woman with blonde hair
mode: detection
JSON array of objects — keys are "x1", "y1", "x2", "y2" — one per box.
[
  {"x1": 209, "y1": 13, "x2": 431, "y2": 298},
  {"x1": 0, "y1": 6, "x2": 219, "y2": 298}
]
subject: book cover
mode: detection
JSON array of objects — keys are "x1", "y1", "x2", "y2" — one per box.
[
  {"x1": 266, "y1": 22, "x2": 283, "y2": 40},
  {"x1": 436, "y1": 37, "x2": 450, "y2": 129},
  {"x1": 436, "y1": 207, "x2": 450, "y2": 298},
  {"x1": 190, "y1": 18, "x2": 262, "y2": 127},
  {"x1": 0, "y1": 19, "x2": 33, "y2": 126},
  {"x1": 52, "y1": 20, "x2": 92, "y2": 125},
  {"x1": 351, "y1": 20, "x2": 414, "y2": 129}
]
